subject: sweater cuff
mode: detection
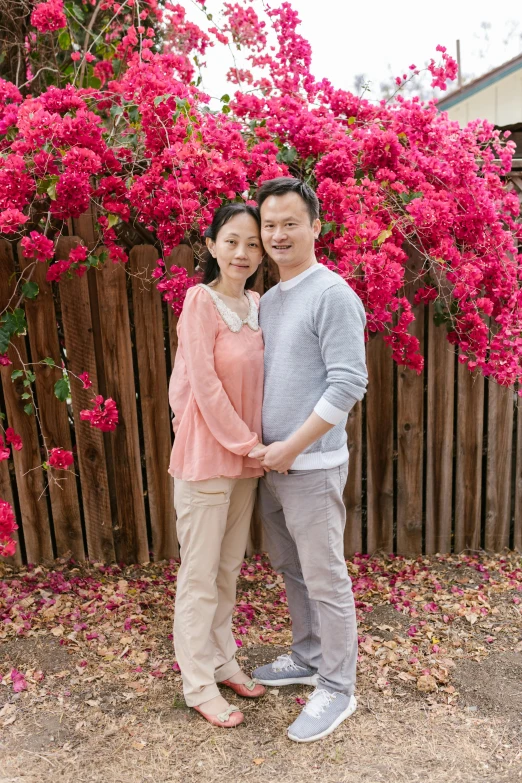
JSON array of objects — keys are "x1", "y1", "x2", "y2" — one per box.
[
  {"x1": 314, "y1": 396, "x2": 347, "y2": 426},
  {"x1": 239, "y1": 433, "x2": 260, "y2": 456}
]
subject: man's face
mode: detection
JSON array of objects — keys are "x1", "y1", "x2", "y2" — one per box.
[{"x1": 260, "y1": 192, "x2": 320, "y2": 270}]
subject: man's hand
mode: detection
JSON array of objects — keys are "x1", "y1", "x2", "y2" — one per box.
[{"x1": 259, "y1": 441, "x2": 298, "y2": 473}]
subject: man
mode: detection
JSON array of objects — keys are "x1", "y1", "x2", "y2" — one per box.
[{"x1": 251, "y1": 177, "x2": 368, "y2": 743}]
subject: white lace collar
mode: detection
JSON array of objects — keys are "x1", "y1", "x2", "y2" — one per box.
[{"x1": 199, "y1": 284, "x2": 259, "y2": 333}]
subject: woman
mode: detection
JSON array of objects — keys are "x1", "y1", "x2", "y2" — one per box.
[{"x1": 168, "y1": 203, "x2": 267, "y2": 728}]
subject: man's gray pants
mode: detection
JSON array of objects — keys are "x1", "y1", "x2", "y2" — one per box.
[{"x1": 258, "y1": 464, "x2": 358, "y2": 697}]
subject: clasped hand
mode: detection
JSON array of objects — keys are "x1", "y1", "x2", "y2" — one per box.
[{"x1": 248, "y1": 441, "x2": 297, "y2": 474}]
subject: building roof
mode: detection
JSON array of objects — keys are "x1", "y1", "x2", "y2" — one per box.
[{"x1": 437, "y1": 52, "x2": 522, "y2": 112}]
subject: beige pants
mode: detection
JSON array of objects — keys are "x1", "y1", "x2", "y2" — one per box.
[{"x1": 173, "y1": 475, "x2": 258, "y2": 707}]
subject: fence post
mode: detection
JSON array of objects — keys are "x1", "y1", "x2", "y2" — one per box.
[
  {"x1": 57, "y1": 237, "x2": 116, "y2": 562},
  {"x1": 18, "y1": 245, "x2": 84, "y2": 560},
  {"x1": 366, "y1": 334, "x2": 394, "y2": 553},
  {"x1": 0, "y1": 240, "x2": 53, "y2": 563},
  {"x1": 130, "y1": 245, "x2": 178, "y2": 560},
  {"x1": 426, "y1": 310, "x2": 455, "y2": 554}
]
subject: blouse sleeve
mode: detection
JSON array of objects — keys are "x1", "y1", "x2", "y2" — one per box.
[{"x1": 179, "y1": 287, "x2": 259, "y2": 456}]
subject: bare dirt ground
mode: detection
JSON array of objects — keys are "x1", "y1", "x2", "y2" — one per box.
[{"x1": 1, "y1": 552, "x2": 521, "y2": 783}]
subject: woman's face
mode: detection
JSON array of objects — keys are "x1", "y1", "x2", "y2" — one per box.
[{"x1": 206, "y1": 212, "x2": 263, "y2": 286}]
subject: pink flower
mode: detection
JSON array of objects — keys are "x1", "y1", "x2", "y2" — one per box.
[
  {"x1": 21, "y1": 231, "x2": 54, "y2": 262},
  {"x1": 5, "y1": 428, "x2": 22, "y2": 451},
  {"x1": 78, "y1": 371, "x2": 93, "y2": 389},
  {"x1": 0, "y1": 208, "x2": 28, "y2": 234},
  {"x1": 0, "y1": 353, "x2": 11, "y2": 366},
  {"x1": 71, "y1": 52, "x2": 81, "y2": 62},
  {"x1": 10, "y1": 669, "x2": 27, "y2": 693},
  {"x1": 30, "y1": 0, "x2": 66, "y2": 32},
  {"x1": 48, "y1": 447, "x2": 74, "y2": 470},
  {"x1": 69, "y1": 245, "x2": 88, "y2": 264},
  {"x1": 80, "y1": 396, "x2": 119, "y2": 432},
  {"x1": 0, "y1": 498, "x2": 18, "y2": 557},
  {"x1": 0, "y1": 436, "x2": 10, "y2": 461}
]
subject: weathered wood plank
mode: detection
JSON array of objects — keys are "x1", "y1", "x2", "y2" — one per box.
[
  {"x1": 0, "y1": 240, "x2": 53, "y2": 563},
  {"x1": 366, "y1": 334, "x2": 394, "y2": 553},
  {"x1": 344, "y1": 401, "x2": 362, "y2": 556},
  {"x1": 455, "y1": 364, "x2": 484, "y2": 552},
  {"x1": 426, "y1": 315, "x2": 454, "y2": 554},
  {"x1": 515, "y1": 400, "x2": 522, "y2": 552},
  {"x1": 0, "y1": 458, "x2": 22, "y2": 567},
  {"x1": 57, "y1": 238, "x2": 115, "y2": 562},
  {"x1": 166, "y1": 245, "x2": 195, "y2": 367},
  {"x1": 130, "y1": 245, "x2": 177, "y2": 560},
  {"x1": 397, "y1": 364, "x2": 424, "y2": 557},
  {"x1": 485, "y1": 382, "x2": 513, "y2": 551},
  {"x1": 18, "y1": 248, "x2": 84, "y2": 560},
  {"x1": 396, "y1": 250, "x2": 425, "y2": 556},
  {"x1": 96, "y1": 258, "x2": 148, "y2": 563}
]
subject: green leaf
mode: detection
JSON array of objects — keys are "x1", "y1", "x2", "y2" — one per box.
[
  {"x1": 54, "y1": 377, "x2": 70, "y2": 402},
  {"x1": 58, "y1": 30, "x2": 71, "y2": 50},
  {"x1": 88, "y1": 76, "x2": 102, "y2": 89},
  {"x1": 69, "y1": 2, "x2": 85, "y2": 21},
  {"x1": 321, "y1": 222, "x2": 336, "y2": 236},
  {"x1": 110, "y1": 104, "x2": 124, "y2": 118},
  {"x1": 24, "y1": 403, "x2": 34, "y2": 416},
  {"x1": 400, "y1": 191, "x2": 423, "y2": 204},
  {"x1": 21, "y1": 392, "x2": 31, "y2": 400},
  {"x1": 36, "y1": 175, "x2": 59, "y2": 196},
  {"x1": 220, "y1": 94, "x2": 230, "y2": 103},
  {"x1": 377, "y1": 228, "x2": 393, "y2": 245},
  {"x1": 11, "y1": 370, "x2": 23, "y2": 380},
  {"x1": 47, "y1": 181, "x2": 57, "y2": 201},
  {"x1": 222, "y1": 105, "x2": 231, "y2": 114},
  {"x1": 22, "y1": 281, "x2": 39, "y2": 300},
  {"x1": 347, "y1": 116, "x2": 356, "y2": 125},
  {"x1": 4, "y1": 309, "x2": 27, "y2": 338},
  {"x1": 42, "y1": 357, "x2": 55, "y2": 366},
  {"x1": 276, "y1": 146, "x2": 298, "y2": 165},
  {"x1": 107, "y1": 214, "x2": 119, "y2": 228},
  {"x1": 154, "y1": 93, "x2": 171, "y2": 107},
  {"x1": 0, "y1": 412, "x2": 4, "y2": 420},
  {"x1": 0, "y1": 326, "x2": 9, "y2": 355}
]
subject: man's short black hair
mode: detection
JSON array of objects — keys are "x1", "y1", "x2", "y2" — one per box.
[{"x1": 256, "y1": 177, "x2": 320, "y2": 225}]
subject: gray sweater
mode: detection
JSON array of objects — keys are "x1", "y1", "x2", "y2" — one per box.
[{"x1": 260, "y1": 264, "x2": 368, "y2": 470}]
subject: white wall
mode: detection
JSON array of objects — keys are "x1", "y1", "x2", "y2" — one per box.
[{"x1": 443, "y1": 69, "x2": 522, "y2": 126}]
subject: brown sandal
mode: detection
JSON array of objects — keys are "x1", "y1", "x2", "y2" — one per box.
[
  {"x1": 220, "y1": 678, "x2": 266, "y2": 699},
  {"x1": 193, "y1": 704, "x2": 244, "y2": 728}
]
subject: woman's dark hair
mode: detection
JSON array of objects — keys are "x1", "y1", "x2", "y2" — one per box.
[
  {"x1": 256, "y1": 176, "x2": 320, "y2": 224},
  {"x1": 201, "y1": 203, "x2": 262, "y2": 290}
]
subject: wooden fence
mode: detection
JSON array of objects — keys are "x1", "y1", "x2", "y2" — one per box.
[{"x1": 1, "y1": 215, "x2": 521, "y2": 566}]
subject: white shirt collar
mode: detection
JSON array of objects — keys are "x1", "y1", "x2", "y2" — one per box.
[{"x1": 279, "y1": 263, "x2": 322, "y2": 291}]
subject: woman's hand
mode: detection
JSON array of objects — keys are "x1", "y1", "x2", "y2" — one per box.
[{"x1": 248, "y1": 443, "x2": 268, "y2": 461}]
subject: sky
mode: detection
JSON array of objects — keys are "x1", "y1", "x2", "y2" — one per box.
[{"x1": 184, "y1": 0, "x2": 522, "y2": 102}]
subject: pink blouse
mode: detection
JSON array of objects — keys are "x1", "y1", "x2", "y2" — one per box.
[{"x1": 168, "y1": 285, "x2": 264, "y2": 482}]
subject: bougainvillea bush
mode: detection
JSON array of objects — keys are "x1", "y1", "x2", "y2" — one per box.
[{"x1": 0, "y1": 0, "x2": 521, "y2": 556}]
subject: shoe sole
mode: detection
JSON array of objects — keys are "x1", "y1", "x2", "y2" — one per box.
[
  {"x1": 287, "y1": 695, "x2": 357, "y2": 743},
  {"x1": 254, "y1": 674, "x2": 319, "y2": 687}
]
